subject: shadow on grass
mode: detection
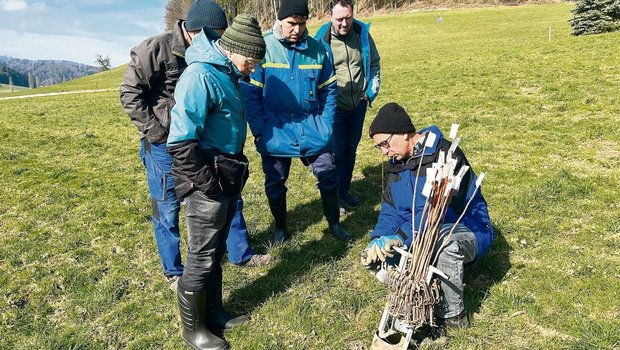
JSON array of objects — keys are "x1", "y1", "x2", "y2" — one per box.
[
  {"x1": 464, "y1": 223, "x2": 512, "y2": 315},
  {"x1": 226, "y1": 163, "x2": 385, "y2": 313}
]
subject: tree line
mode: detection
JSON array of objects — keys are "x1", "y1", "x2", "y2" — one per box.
[
  {"x1": 164, "y1": 0, "x2": 523, "y2": 30},
  {"x1": 164, "y1": 0, "x2": 620, "y2": 36},
  {"x1": 0, "y1": 55, "x2": 99, "y2": 89}
]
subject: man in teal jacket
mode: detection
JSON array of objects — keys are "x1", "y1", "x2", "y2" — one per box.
[
  {"x1": 315, "y1": 0, "x2": 381, "y2": 213},
  {"x1": 242, "y1": 0, "x2": 351, "y2": 243},
  {"x1": 166, "y1": 16, "x2": 266, "y2": 350}
]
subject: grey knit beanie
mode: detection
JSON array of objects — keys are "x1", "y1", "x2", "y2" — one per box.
[
  {"x1": 219, "y1": 15, "x2": 266, "y2": 60},
  {"x1": 186, "y1": 0, "x2": 228, "y2": 31}
]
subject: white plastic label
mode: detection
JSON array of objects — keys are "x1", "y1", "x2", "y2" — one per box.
[
  {"x1": 449, "y1": 124, "x2": 460, "y2": 139},
  {"x1": 425, "y1": 132, "x2": 437, "y2": 147},
  {"x1": 422, "y1": 181, "x2": 432, "y2": 198},
  {"x1": 437, "y1": 151, "x2": 445, "y2": 166},
  {"x1": 426, "y1": 167, "x2": 438, "y2": 181},
  {"x1": 476, "y1": 172, "x2": 486, "y2": 187},
  {"x1": 449, "y1": 138, "x2": 461, "y2": 153}
]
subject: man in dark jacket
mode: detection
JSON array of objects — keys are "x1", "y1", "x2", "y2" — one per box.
[
  {"x1": 119, "y1": 0, "x2": 269, "y2": 295},
  {"x1": 315, "y1": 0, "x2": 381, "y2": 213},
  {"x1": 363, "y1": 102, "x2": 494, "y2": 338},
  {"x1": 242, "y1": 0, "x2": 351, "y2": 244}
]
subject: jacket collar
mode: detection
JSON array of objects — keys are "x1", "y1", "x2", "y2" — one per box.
[{"x1": 171, "y1": 19, "x2": 188, "y2": 58}]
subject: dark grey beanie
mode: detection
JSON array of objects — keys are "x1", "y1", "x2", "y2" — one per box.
[
  {"x1": 369, "y1": 102, "x2": 416, "y2": 137},
  {"x1": 220, "y1": 15, "x2": 266, "y2": 60},
  {"x1": 186, "y1": 0, "x2": 228, "y2": 31},
  {"x1": 277, "y1": 0, "x2": 309, "y2": 20}
]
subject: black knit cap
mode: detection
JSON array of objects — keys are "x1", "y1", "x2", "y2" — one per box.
[
  {"x1": 369, "y1": 102, "x2": 417, "y2": 137},
  {"x1": 277, "y1": 0, "x2": 309, "y2": 20},
  {"x1": 220, "y1": 15, "x2": 266, "y2": 60},
  {"x1": 186, "y1": 0, "x2": 228, "y2": 31}
]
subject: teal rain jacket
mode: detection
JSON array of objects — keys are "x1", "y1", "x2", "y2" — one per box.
[
  {"x1": 167, "y1": 29, "x2": 246, "y2": 154},
  {"x1": 166, "y1": 28, "x2": 246, "y2": 200}
]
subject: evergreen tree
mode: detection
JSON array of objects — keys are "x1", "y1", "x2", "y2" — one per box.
[{"x1": 570, "y1": 0, "x2": 620, "y2": 36}]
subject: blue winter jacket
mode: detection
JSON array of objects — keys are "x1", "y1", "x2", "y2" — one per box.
[
  {"x1": 370, "y1": 126, "x2": 494, "y2": 259},
  {"x1": 315, "y1": 19, "x2": 381, "y2": 103},
  {"x1": 241, "y1": 31, "x2": 338, "y2": 157},
  {"x1": 166, "y1": 28, "x2": 247, "y2": 200}
]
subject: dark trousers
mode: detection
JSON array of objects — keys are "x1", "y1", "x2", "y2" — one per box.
[
  {"x1": 181, "y1": 190, "x2": 238, "y2": 291},
  {"x1": 261, "y1": 152, "x2": 338, "y2": 199},
  {"x1": 333, "y1": 100, "x2": 368, "y2": 197}
]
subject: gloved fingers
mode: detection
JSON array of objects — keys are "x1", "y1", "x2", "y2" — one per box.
[
  {"x1": 377, "y1": 246, "x2": 389, "y2": 262},
  {"x1": 381, "y1": 245, "x2": 395, "y2": 258},
  {"x1": 366, "y1": 245, "x2": 378, "y2": 263},
  {"x1": 366, "y1": 238, "x2": 379, "y2": 251},
  {"x1": 368, "y1": 245, "x2": 383, "y2": 262}
]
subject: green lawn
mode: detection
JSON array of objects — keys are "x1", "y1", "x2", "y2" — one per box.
[{"x1": 1, "y1": 3, "x2": 619, "y2": 349}]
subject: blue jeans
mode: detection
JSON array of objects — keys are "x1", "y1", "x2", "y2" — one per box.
[
  {"x1": 226, "y1": 197, "x2": 254, "y2": 265},
  {"x1": 140, "y1": 139, "x2": 183, "y2": 277},
  {"x1": 333, "y1": 100, "x2": 367, "y2": 197},
  {"x1": 181, "y1": 190, "x2": 237, "y2": 291},
  {"x1": 139, "y1": 139, "x2": 253, "y2": 276},
  {"x1": 261, "y1": 152, "x2": 338, "y2": 199}
]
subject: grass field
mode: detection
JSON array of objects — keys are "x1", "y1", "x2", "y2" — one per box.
[{"x1": 1, "y1": 3, "x2": 619, "y2": 349}]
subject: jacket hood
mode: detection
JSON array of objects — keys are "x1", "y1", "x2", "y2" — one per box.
[{"x1": 185, "y1": 27, "x2": 229, "y2": 67}]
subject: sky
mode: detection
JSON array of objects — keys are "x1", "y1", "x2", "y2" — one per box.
[{"x1": 0, "y1": 0, "x2": 169, "y2": 67}]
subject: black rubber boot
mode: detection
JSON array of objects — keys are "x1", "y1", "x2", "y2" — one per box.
[
  {"x1": 268, "y1": 195, "x2": 288, "y2": 244},
  {"x1": 177, "y1": 282, "x2": 228, "y2": 350},
  {"x1": 206, "y1": 268, "x2": 250, "y2": 333},
  {"x1": 320, "y1": 190, "x2": 352, "y2": 241}
]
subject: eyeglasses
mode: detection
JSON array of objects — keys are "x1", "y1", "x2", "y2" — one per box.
[
  {"x1": 244, "y1": 56, "x2": 260, "y2": 68},
  {"x1": 374, "y1": 134, "x2": 394, "y2": 150}
]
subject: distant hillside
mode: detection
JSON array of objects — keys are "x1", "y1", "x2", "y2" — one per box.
[
  {"x1": 1, "y1": 64, "x2": 127, "y2": 97},
  {"x1": 0, "y1": 55, "x2": 100, "y2": 88}
]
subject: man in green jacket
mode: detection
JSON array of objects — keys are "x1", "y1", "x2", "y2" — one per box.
[{"x1": 315, "y1": 0, "x2": 381, "y2": 213}]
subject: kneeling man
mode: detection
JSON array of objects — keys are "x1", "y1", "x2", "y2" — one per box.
[{"x1": 362, "y1": 102, "x2": 494, "y2": 337}]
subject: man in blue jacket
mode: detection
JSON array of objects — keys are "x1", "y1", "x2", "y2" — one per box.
[
  {"x1": 362, "y1": 102, "x2": 494, "y2": 338},
  {"x1": 242, "y1": 0, "x2": 350, "y2": 243},
  {"x1": 166, "y1": 15, "x2": 266, "y2": 350},
  {"x1": 315, "y1": 0, "x2": 381, "y2": 214}
]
